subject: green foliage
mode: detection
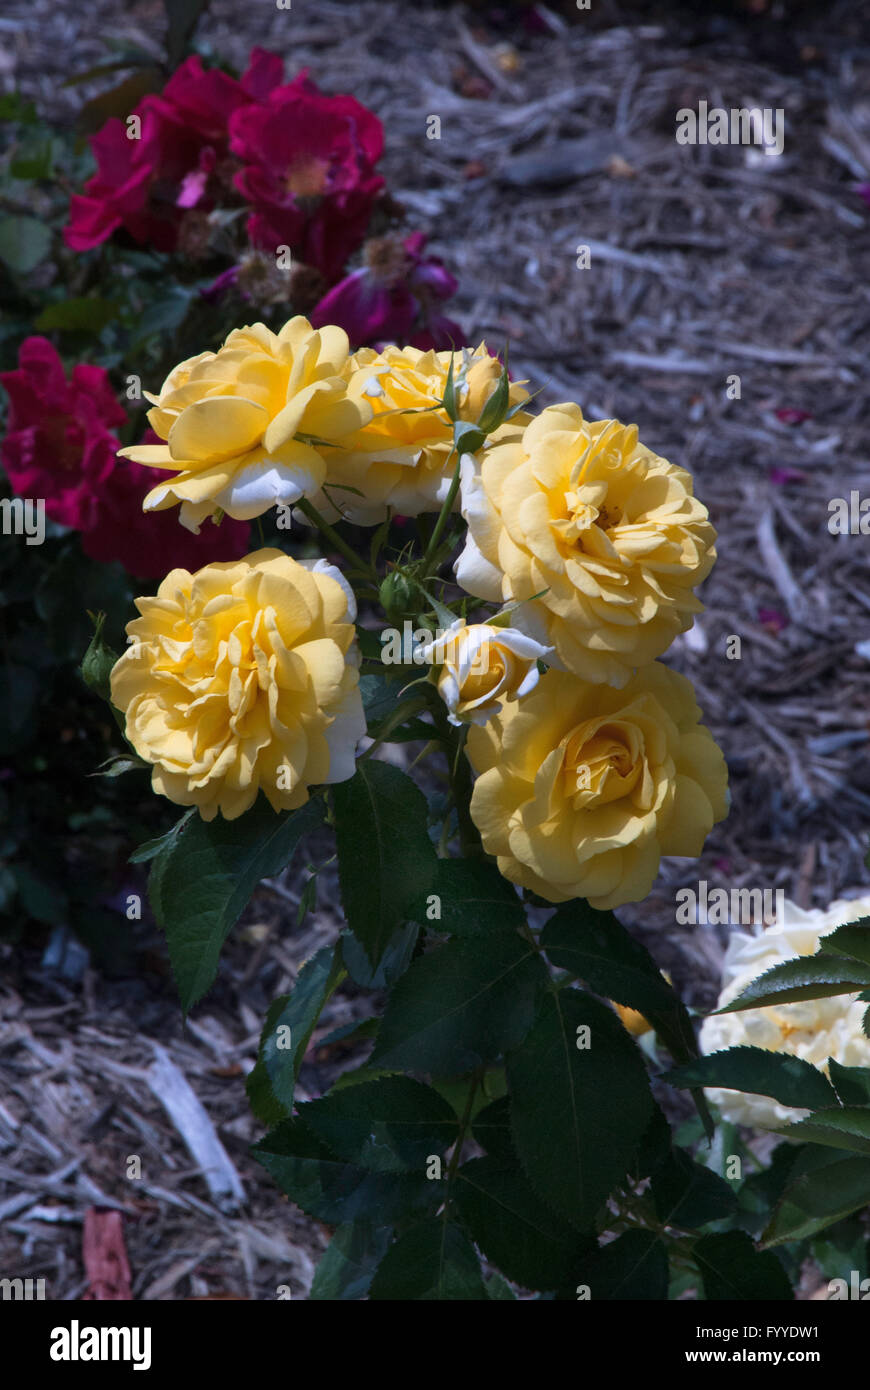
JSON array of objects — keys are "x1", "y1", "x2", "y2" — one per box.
[
  {"x1": 333, "y1": 761, "x2": 437, "y2": 968},
  {"x1": 693, "y1": 1231, "x2": 792, "y2": 1299},
  {"x1": 247, "y1": 946, "x2": 346, "y2": 1124},
  {"x1": 507, "y1": 988, "x2": 654, "y2": 1228},
  {"x1": 370, "y1": 929, "x2": 549, "y2": 1077},
  {"x1": 149, "y1": 795, "x2": 325, "y2": 1010},
  {"x1": 666, "y1": 1046, "x2": 838, "y2": 1111}
]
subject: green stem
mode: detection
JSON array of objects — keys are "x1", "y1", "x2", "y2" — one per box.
[
  {"x1": 296, "y1": 497, "x2": 377, "y2": 580},
  {"x1": 422, "y1": 449, "x2": 461, "y2": 573}
]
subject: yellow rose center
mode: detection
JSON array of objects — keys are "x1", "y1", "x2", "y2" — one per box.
[{"x1": 561, "y1": 719, "x2": 641, "y2": 807}]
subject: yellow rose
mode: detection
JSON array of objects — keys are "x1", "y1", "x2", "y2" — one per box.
[
  {"x1": 309, "y1": 342, "x2": 529, "y2": 524},
  {"x1": 110, "y1": 549, "x2": 365, "y2": 821},
  {"x1": 118, "y1": 318, "x2": 372, "y2": 532},
  {"x1": 466, "y1": 662, "x2": 728, "y2": 909},
  {"x1": 455, "y1": 403, "x2": 716, "y2": 687},
  {"x1": 700, "y1": 895, "x2": 870, "y2": 1130},
  {"x1": 418, "y1": 619, "x2": 552, "y2": 726}
]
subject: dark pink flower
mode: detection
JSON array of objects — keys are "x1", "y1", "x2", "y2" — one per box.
[
  {"x1": 230, "y1": 70, "x2": 384, "y2": 280},
  {"x1": 80, "y1": 444, "x2": 250, "y2": 579},
  {"x1": 1, "y1": 339, "x2": 250, "y2": 577},
  {"x1": 310, "y1": 231, "x2": 462, "y2": 348},
  {"x1": 64, "y1": 49, "x2": 285, "y2": 253},
  {"x1": 1, "y1": 337, "x2": 126, "y2": 528}
]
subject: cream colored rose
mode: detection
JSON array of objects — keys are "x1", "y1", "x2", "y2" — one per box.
[
  {"x1": 308, "y1": 342, "x2": 530, "y2": 524},
  {"x1": 418, "y1": 619, "x2": 552, "y2": 727},
  {"x1": 119, "y1": 318, "x2": 372, "y2": 532},
  {"x1": 110, "y1": 548, "x2": 365, "y2": 821},
  {"x1": 466, "y1": 662, "x2": 728, "y2": 909},
  {"x1": 700, "y1": 894, "x2": 870, "y2": 1130},
  {"x1": 455, "y1": 403, "x2": 716, "y2": 687}
]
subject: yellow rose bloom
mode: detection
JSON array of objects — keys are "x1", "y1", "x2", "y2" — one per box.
[
  {"x1": 455, "y1": 403, "x2": 716, "y2": 687},
  {"x1": 118, "y1": 317, "x2": 372, "y2": 532},
  {"x1": 110, "y1": 549, "x2": 365, "y2": 821},
  {"x1": 700, "y1": 895, "x2": 870, "y2": 1130},
  {"x1": 310, "y1": 341, "x2": 530, "y2": 524},
  {"x1": 418, "y1": 619, "x2": 552, "y2": 727},
  {"x1": 466, "y1": 662, "x2": 728, "y2": 909}
]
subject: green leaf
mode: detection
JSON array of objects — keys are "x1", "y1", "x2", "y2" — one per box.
[
  {"x1": 821, "y1": 920, "x2": 870, "y2": 967},
  {"x1": 370, "y1": 930, "x2": 548, "y2": 1078},
  {"x1": 35, "y1": 297, "x2": 117, "y2": 333},
  {"x1": 454, "y1": 1156, "x2": 593, "y2": 1291},
  {"x1": 693, "y1": 1231, "x2": 792, "y2": 1299},
  {"x1": 309, "y1": 1222, "x2": 393, "y2": 1301},
  {"x1": 419, "y1": 858, "x2": 526, "y2": 936},
  {"x1": 150, "y1": 794, "x2": 324, "y2": 1011},
  {"x1": 0, "y1": 216, "x2": 51, "y2": 273},
  {"x1": 541, "y1": 902, "x2": 697, "y2": 1064},
  {"x1": 574, "y1": 1230, "x2": 669, "y2": 1300},
  {"x1": 129, "y1": 287, "x2": 192, "y2": 348},
  {"x1": 778, "y1": 1107, "x2": 870, "y2": 1155},
  {"x1": 507, "y1": 988, "x2": 653, "y2": 1228},
  {"x1": 164, "y1": 0, "x2": 209, "y2": 68},
  {"x1": 453, "y1": 420, "x2": 486, "y2": 455},
  {"x1": 333, "y1": 761, "x2": 437, "y2": 969},
  {"x1": 651, "y1": 1150, "x2": 737, "y2": 1230},
  {"x1": 128, "y1": 811, "x2": 194, "y2": 865},
  {"x1": 829, "y1": 1058, "x2": 870, "y2": 1106},
  {"x1": 301, "y1": 1077, "x2": 457, "y2": 1171},
  {"x1": 763, "y1": 1153, "x2": 870, "y2": 1246},
  {"x1": 246, "y1": 945, "x2": 345, "y2": 1125},
  {"x1": 341, "y1": 922, "x2": 419, "y2": 990},
  {"x1": 471, "y1": 1095, "x2": 514, "y2": 1161},
  {"x1": 666, "y1": 1046, "x2": 838, "y2": 1111},
  {"x1": 368, "y1": 1219, "x2": 488, "y2": 1300},
  {"x1": 715, "y1": 954, "x2": 870, "y2": 1013},
  {"x1": 253, "y1": 1117, "x2": 440, "y2": 1225}
]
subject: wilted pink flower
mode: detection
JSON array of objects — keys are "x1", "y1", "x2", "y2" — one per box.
[
  {"x1": 230, "y1": 70, "x2": 384, "y2": 281},
  {"x1": 310, "y1": 230, "x2": 461, "y2": 348},
  {"x1": 1, "y1": 339, "x2": 249, "y2": 577}
]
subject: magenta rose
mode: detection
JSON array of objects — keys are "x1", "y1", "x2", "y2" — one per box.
[
  {"x1": 1, "y1": 339, "x2": 250, "y2": 577},
  {"x1": 1, "y1": 337, "x2": 126, "y2": 528},
  {"x1": 64, "y1": 49, "x2": 284, "y2": 252},
  {"x1": 229, "y1": 70, "x2": 384, "y2": 280}
]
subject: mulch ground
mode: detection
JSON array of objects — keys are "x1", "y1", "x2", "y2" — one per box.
[{"x1": 2, "y1": 0, "x2": 870, "y2": 1299}]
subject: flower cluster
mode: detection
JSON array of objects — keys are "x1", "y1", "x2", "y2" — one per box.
[
  {"x1": 63, "y1": 49, "x2": 461, "y2": 350},
  {"x1": 110, "y1": 311, "x2": 727, "y2": 911},
  {"x1": 700, "y1": 894, "x2": 870, "y2": 1129},
  {"x1": 0, "y1": 337, "x2": 250, "y2": 578}
]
